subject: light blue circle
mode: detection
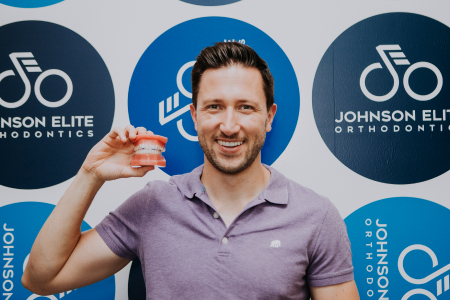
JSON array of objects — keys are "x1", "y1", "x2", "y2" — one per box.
[
  {"x1": 128, "y1": 17, "x2": 300, "y2": 176},
  {"x1": 345, "y1": 197, "x2": 450, "y2": 299},
  {"x1": 0, "y1": 0, "x2": 64, "y2": 8},
  {"x1": 0, "y1": 202, "x2": 115, "y2": 299}
]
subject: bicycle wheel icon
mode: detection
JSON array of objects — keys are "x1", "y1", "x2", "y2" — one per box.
[
  {"x1": 0, "y1": 52, "x2": 73, "y2": 108},
  {"x1": 360, "y1": 45, "x2": 443, "y2": 102},
  {"x1": 34, "y1": 69, "x2": 73, "y2": 108}
]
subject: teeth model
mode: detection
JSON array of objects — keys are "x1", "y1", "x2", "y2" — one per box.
[{"x1": 130, "y1": 134, "x2": 168, "y2": 167}]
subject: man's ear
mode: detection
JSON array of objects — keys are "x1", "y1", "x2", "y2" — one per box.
[
  {"x1": 266, "y1": 104, "x2": 277, "y2": 132},
  {"x1": 190, "y1": 103, "x2": 198, "y2": 131}
]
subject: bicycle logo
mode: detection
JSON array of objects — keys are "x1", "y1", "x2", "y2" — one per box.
[
  {"x1": 398, "y1": 244, "x2": 450, "y2": 300},
  {"x1": 0, "y1": 52, "x2": 73, "y2": 108},
  {"x1": 360, "y1": 45, "x2": 443, "y2": 102},
  {"x1": 159, "y1": 61, "x2": 198, "y2": 142}
]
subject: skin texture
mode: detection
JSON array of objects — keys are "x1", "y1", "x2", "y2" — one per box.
[{"x1": 22, "y1": 64, "x2": 359, "y2": 300}]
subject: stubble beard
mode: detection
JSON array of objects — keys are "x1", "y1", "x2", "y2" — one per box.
[{"x1": 198, "y1": 129, "x2": 266, "y2": 175}]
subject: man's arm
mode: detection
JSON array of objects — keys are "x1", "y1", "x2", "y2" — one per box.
[
  {"x1": 310, "y1": 280, "x2": 359, "y2": 300},
  {"x1": 22, "y1": 126, "x2": 154, "y2": 295}
]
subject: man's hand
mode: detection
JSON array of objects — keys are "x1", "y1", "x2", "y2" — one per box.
[
  {"x1": 82, "y1": 125, "x2": 155, "y2": 181},
  {"x1": 310, "y1": 280, "x2": 360, "y2": 300}
]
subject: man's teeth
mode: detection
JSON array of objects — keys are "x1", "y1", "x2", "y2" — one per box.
[
  {"x1": 218, "y1": 140, "x2": 244, "y2": 147},
  {"x1": 134, "y1": 143, "x2": 165, "y2": 154}
]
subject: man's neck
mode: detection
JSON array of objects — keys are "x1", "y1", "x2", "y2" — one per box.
[{"x1": 200, "y1": 154, "x2": 271, "y2": 227}]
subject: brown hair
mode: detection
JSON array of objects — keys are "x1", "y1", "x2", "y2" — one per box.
[{"x1": 191, "y1": 42, "x2": 274, "y2": 110}]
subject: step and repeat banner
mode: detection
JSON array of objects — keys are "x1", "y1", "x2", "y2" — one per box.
[{"x1": 1, "y1": 0, "x2": 449, "y2": 299}]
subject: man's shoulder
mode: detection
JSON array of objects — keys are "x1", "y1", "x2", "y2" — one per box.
[
  {"x1": 286, "y1": 178, "x2": 336, "y2": 223},
  {"x1": 267, "y1": 166, "x2": 332, "y2": 210},
  {"x1": 125, "y1": 179, "x2": 179, "y2": 207},
  {"x1": 286, "y1": 178, "x2": 331, "y2": 207},
  {"x1": 130, "y1": 166, "x2": 201, "y2": 203}
]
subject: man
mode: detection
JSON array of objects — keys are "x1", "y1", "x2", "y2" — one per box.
[{"x1": 22, "y1": 42, "x2": 359, "y2": 299}]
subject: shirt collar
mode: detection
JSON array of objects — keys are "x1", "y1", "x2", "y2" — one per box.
[
  {"x1": 171, "y1": 164, "x2": 289, "y2": 205},
  {"x1": 260, "y1": 165, "x2": 289, "y2": 205},
  {"x1": 169, "y1": 165, "x2": 204, "y2": 200}
]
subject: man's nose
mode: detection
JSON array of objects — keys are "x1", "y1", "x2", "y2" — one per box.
[{"x1": 220, "y1": 107, "x2": 240, "y2": 136}]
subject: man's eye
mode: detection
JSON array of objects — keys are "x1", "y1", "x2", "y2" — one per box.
[
  {"x1": 209, "y1": 105, "x2": 219, "y2": 109},
  {"x1": 242, "y1": 105, "x2": 252, "y2": 110}
]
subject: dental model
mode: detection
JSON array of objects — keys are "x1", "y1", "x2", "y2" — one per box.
[{"x1": 131, "y1": 134, "x2": 167, "y2": 167}]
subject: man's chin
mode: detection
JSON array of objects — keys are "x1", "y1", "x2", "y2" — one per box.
[{"x1": 208, "y1": 157, "x2": 255, "y2": 175}]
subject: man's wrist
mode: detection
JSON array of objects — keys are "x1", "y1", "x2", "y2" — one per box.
[{"x1": 77, "y1": 167, "x2": 105, "y2": 190}]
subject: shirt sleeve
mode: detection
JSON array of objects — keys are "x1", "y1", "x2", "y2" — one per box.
[
  {"x1": 306, "y1": 200, "x2": 354, "y2": 287},
  {"x1": 95, "y1": 185, "x2": 149, "y2": 261}
]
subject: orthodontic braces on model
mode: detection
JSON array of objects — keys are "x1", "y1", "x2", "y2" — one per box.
[{"x1": 131, "y1": 134, "x2": 168, "y2": 167}]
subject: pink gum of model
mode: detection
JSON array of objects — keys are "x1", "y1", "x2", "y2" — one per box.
[{"x1": 130, "y1": 134, "x2": 168, "y2": 167}]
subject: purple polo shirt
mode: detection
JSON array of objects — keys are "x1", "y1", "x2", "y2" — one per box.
[{"x1": 96, "y1": 165, "x2": 353, "y2": 299}]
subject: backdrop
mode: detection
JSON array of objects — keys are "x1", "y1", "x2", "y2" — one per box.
[{"x1": 1, "y1": 1, "x2": 449, "y2": 299}]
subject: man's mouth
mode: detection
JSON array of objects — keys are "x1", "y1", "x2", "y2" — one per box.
[{"x1": 217, "y1": 140, "x2": 244, "y2": 148}]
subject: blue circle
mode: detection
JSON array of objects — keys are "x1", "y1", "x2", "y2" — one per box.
[
  {"x1": 0, "y1": 0, "x2": 64, "y2": 8},
  {"x1": 0, "y1": 202, "x2": 115, "y2": 299},
  {"x1": 313, "y1": 13, "x2": 450, "y2": 184},
  {"x1": 0, "y1": 21, "x2": 115, "y2": 189},
  {"x1": 345, "y1": 197, "x2": 450, "y2": 300},
  {"x1": 179, "y1": 0, "x2": 240, "y2": 5},
  {"x1": 128, "y1": 17, "x2": 300, "y2": 176}
]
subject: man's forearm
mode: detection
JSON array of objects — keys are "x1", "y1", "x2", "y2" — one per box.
[{"x1": 22, "y1": 168, "x2": 104, "y2": 288}]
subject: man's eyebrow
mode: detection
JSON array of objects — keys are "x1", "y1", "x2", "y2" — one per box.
[
  {"x1": 200, "y1": 99, "x2": 223, "y2": 105},
  {"x1": 201, "y1": 98, "x2": 260, "y2": 105},
  {"x1": 235, "y1": 99, "x2": 258, "y2": 104}
]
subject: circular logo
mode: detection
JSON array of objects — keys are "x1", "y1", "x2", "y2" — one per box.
[
  {"x1": 0, "y1": 0, "x2": 64, "y2": 8},
  {"x1": 179, "y1": 0, "x2": 240, "y2": 5},
  {"x1": 0, "y1": 21, "x2": 115, "y2": 189},
  {"x1": 0, "y1": 202, "x2": 115, "y2": 299},
  {"x1": 128, "y1": 17, "x2": 300, "y2": 176},
  {"x1": 313, "y1": 13, "x2": 450, "y2": 184},
  {"x1": 345, "y1": 197, "x2": 450, "y2": 300}
]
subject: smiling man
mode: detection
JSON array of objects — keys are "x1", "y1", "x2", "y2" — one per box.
[{"x1": 22, "y1": 42, "x2": 359, "y2": 299}]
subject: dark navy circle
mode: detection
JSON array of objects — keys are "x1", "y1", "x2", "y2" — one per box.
[
  {"x1": 0, "y1": 0, "x2": 64, "y2": 8},
  {"x1": 0, "y1": 21, "x2": 115, "y2": 189},
  {"x1": 345, "y1": 197, "x2": 450, "y2": 300},
  {"x1": 313, "y1": 13, "x2": 450, "y2": 184},
  {"x1": 0, "y1": 202, "x2": 116, "y2": 299},
  {"x1": 128, "y1": 17, "x2": 299, "y2": 176},
  {"x1": 179, "y1": 0, "x2": 240, "y2": 5},
  {"x1": 128, "y1": 258, "x2": 146, "y2": 300}
]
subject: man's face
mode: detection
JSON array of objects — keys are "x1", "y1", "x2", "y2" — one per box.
[{"x1": 190, "y1": 64, "x2": 276, "y2": 174}]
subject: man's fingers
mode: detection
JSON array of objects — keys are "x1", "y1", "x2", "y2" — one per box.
[
  {"x1": 108, "y1": 127, "x2": 127, "y2": 142},
  {"x1": 107, "y1": 125, "x2": 152, "y2": 144},
  {"x1": 136, "y1": 127, "x2": 147, "y2": 136},
  {"x1": 125, "y1": 125, "x2": 137, "y2": 140}
]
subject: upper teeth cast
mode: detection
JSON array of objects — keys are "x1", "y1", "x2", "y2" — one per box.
[
  {"x1": 134, "y1": 143, "x2": 165, "y2": 154},
  {"x1": 218, "y1": 140, "x2": 243, "y2": 147}
]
